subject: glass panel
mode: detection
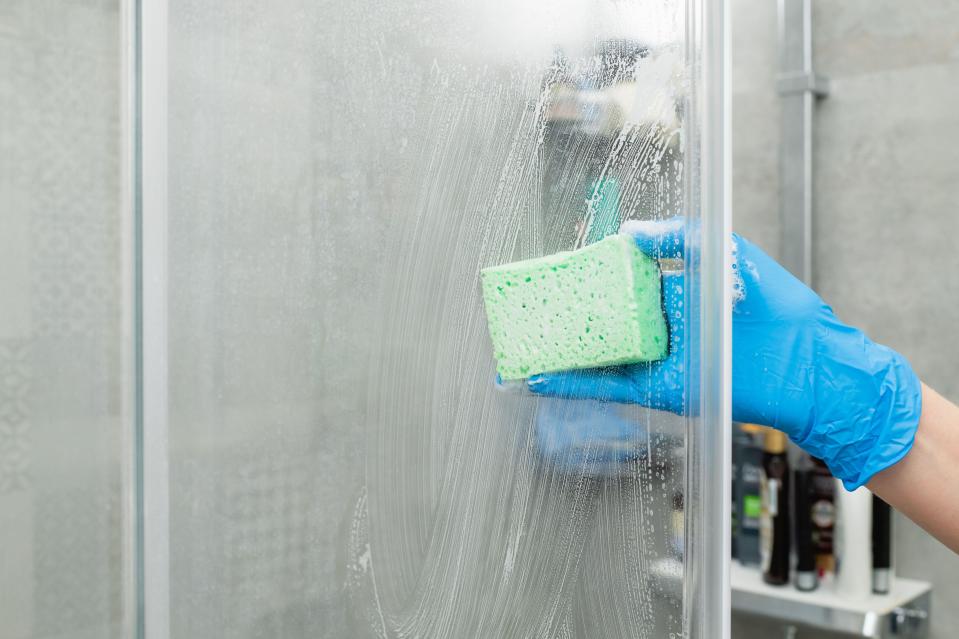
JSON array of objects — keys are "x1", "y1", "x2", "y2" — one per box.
[
  {"x1": 164, "y1": 1, "x2": 716, "y2": 637},
  {"x1": 0, "y1": 1, "x2": 133, "y2": 637}
]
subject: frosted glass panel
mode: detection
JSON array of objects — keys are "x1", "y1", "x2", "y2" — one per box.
[
  {"x1": 0, "y1": 1, "x2": 131, "y2": 637},
  {"x1": 167, "y1": 1, "x2": 697, "y2": 637}
]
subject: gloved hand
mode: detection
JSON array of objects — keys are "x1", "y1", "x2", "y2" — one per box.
[
  {"x1": 527, "y1": 218, "x2": 923, "y2": 490},
  {"x1": 533, "y1": 397, "x2": 651, "y2": 477}
]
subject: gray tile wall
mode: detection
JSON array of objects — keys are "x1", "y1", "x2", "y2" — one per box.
[{"x1": 731, "y1": 1, "x2": 959, "y2": 637}]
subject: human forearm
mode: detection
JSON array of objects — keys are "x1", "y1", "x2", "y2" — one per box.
[{"x1": 869, "y1": 383, "x2": 959, "y2": 553}]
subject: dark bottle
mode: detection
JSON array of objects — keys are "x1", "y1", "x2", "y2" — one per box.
[
  {"x1": 872, "y1": 494, "x2": 892, "y2": 594},
  {"x1": 760, "y1": 428, "x2": 791, "y2": 586},
  {"x1": 794, "y1": 457, "x2": 818, "y2": 591}
]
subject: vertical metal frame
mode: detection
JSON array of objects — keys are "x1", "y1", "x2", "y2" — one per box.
[
  {"x1": 776, "y1": 0, "x2": 828, "y2": 285},
  {"x1": 684, "y1": 0, "x2": 731, "y2": 637},
  {"x1": 139, "y1": 0, "x2": 171, "y2": 636},
  {"x1": 120, "y1": 0, "x2": 140, "y2": 635}
]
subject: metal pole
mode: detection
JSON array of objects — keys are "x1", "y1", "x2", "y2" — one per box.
[
  {"x1": 777, "y1": 0, "x2": 829, "y2": 285},
  {"x1": 120, "y1": 0, "x2": 140, "y2": 635}
]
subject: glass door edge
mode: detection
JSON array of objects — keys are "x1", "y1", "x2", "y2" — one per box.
[
  {"x1": 138, "y1": 0, "x2": 172, "y2": 637},
  {"x1": 684, "y1": 0, "x2": 732, "y2": 637}
]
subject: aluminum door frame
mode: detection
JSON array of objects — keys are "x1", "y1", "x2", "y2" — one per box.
[{"x1": 684, "y1": 1, "x2": 732, "y2": 638}]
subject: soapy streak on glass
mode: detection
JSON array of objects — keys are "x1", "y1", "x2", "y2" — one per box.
[
  {"x1": 356, "y1": 32, "x2": 686, "y2": 639},
  {"x1": 167, "y1": 0, "x2": 690, "y2": 637}
]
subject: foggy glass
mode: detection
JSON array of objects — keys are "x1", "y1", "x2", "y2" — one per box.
[
  {"x1": 167, "y1": 1, "x2": 692, "y2": 637},
  {"x1": 0, "y1": 1, "x2": 131, "y2": 637}
]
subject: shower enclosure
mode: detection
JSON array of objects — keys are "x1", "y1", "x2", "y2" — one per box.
[{"x1": 0, "y1": 0, "x2": 729, "y2": 637}]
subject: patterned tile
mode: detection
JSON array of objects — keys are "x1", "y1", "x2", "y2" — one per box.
[
  {"x1": 0, "y1": 340, "x2": 31, "y2": 493},
  {"x1": 25, "y1": 39, "x2": 121, "y2": 340},
  {"x1": 170, "y1": 445, "x2": 324, "y2": 638},
  {"x1": 33, "y1": 474, "x2": 123, "y2": 637},
  {"x1": 1, "y1": 0, "x2": 126, "y2": 636},
  {"x1": 221, "y1": 450, "x2": 313, "y2": 596}
]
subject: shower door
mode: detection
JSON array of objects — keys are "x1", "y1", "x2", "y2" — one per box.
[{"x1": 138, "y1": 0, "x2": 730, "y2": 637}]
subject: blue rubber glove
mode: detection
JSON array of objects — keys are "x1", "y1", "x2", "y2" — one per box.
[
  {"x1": 527, "y1": 218, "x2": 923, "y2": 490},
  {"x1": 534, "y1": 398, "x2": 651, "y2": 477}
]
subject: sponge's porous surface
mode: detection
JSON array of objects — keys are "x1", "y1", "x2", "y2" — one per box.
[{"x1": 481, "y1": 234, "x2": 668, "y2": 381}]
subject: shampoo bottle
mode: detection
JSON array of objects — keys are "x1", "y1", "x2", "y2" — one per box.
[
  {"x1": 760, "y1": 428, "x2": 791, "y2": 586},
  {"x1": 872, "y1": 494, "x2": 892, "y2": 594},
  {"x1": 794, "y1": 455, "x2": 818, "y2": 591}
]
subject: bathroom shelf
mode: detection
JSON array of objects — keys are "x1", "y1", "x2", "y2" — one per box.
[{"x1": 731, "y1": 563, "x2": 931, "y2": 638}]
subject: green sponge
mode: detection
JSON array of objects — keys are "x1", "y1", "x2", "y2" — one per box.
[{"x1": 481, "y1": 234, "x2": 668, "y2": 381}]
